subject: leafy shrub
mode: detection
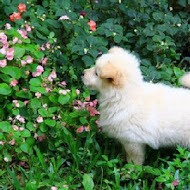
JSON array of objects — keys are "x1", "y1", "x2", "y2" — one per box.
[{"x1": 0, "y1": 0, "x2": 190, "y2": 189}]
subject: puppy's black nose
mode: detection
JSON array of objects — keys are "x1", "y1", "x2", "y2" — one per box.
[{"x1": 82, "y1": 71, "x2": 85, "y2": 76}]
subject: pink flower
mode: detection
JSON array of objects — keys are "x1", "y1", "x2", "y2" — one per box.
[
  {"x1": 6, "y1": 48, "x2": 14, "y2": 60},
  {"x1": 86, "y1": 96, "x2": 90, "y2": 101},
  {"x1": 17, "y1": 29, "x2": 28, "y2": 39},
  {"x1": 24, "y1": 100, "x2": 29, "y2": 106},
  {"x1": 18, "y1": 4, "x2": 26, "y2": 13},
  {"x1": 21, "y1": 60, "x2": 27, "y2": 66},
  {"x1": 0, "y1": 48, "x2": 6, "y2": 55},
  {"x1": 32, "y1": 65, "x2": 44, "y2": 77},
  {"x1": 59, "y1": 15, "x2": 70, "y2": 20},
  {"x1": 46, "y1": 87, "x2": 51, "y2": 92},
  {"x1": 42, "y1": 57, "x2": 48, "y2": 65},
  {"x1": 26, "y1": 56, "x2": 33, "y2": 63},
  {"x1": 48, "y1": 70, "x2": 57, "y2": 81},
  {"x1": 172, "y1": 180, "x2": 179, "y2": 186},
  {"x1": 76, "y1": 89, "x2": 80, "y2": 95},
  {"x1": 38, "y1": 134, "x2": 46, "y2": 142},
  {"x1": 46, "y1": 42, "x2": 50, "y2": 49},
  {"x1": 13, "y1": 37, "x2": 19, "y2": 44},
  {"x1": 9, "y1": 139, "x2": 15, "y2": 145},
  {"x1": 4, "y1": 157, "x2": 9, "y2": 162},
  {"x1": 51, "y1": 187, "x2": 57, "y2": 190},
  {"x1": 19, "y1": 117, "x2": 25, "y2": 123},
  {"x1": 34, "y1": 133, "x2": 38, "y2": 139},
  {"x1": 61, "y1": 81, "x2": 67, "y2": 86},
  {"x1": 5, "y1": 23, "x2": 11, "y2": 29},
  {"x1": 10, "y1": 79, "x2": 18, "y2": 87},
  {"x1": 15, "y1": 115, "x2": 25, "y2": 123},
  {"x1": 0, "y1": 141, "x2": 4, "y2": 145},
  {"x1": 0, "y1": 59, "x2": 7, "y2": 68},
  {"x1": 36, "y1": 116, "x2": 43, "y2": 123},
  {"x1": 87, "y1": 106, "x2": 100, "y2": 116},
  {"x1": 59, "y1": 90, "x2": 67, "y2": 95},
  {"x1": 76, "y1": 126, "x2": 84, "y2": 133},
  {"x1": 35, "y1": 92, "x2": 41, "y2": 99},
  {"x1": 74, "y1": 106, "x2": 80, "y2": 110},
  {"x1": 0, "y1": 32, "x2": 7, "y2": 44},
  {"x1": 13, "y1": 100, "x2": 20, "y2": 107},
  {"x1": 93, "y1": 99, "x2": 98, "y2": 107},
  {"x1": 41, "y1": 45, "x2": 45, "y2": 51},
  {"x1": 25, "y1": 24, "x2": 31, "y2": 32},
  {"x1": 9, "y1": 12, "x2": 22, "y2": 22},
  {"x1": 85, "y1": 125, "x2": 90, "y2": 132},
  {"x1": 19, "y1": 127, "x2": 24, "y2": 131},
  {"x1": 88, "y1": 20, "x2": 96, "y2": 31},
  {"x1": 12, "y1": 125, "x2": 19, "y2": 131},
  {"x1": 25, "y1": 71, "x2": 30, "y2": 75}
]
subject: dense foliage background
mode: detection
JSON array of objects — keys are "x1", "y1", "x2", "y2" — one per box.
[{"x1": 0, "y1": 0, "x2": 190, "y2": 189}]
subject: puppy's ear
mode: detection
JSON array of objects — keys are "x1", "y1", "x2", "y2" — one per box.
[
  {"x1": 108, "y1": 46, "x2": 125, "y2": 54},
  {"x1": 100, "y1": 62, "x2": 124, "y2": 87}
]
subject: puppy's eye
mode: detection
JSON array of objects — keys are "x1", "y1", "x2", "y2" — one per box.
[{"x1": 95, "y1": 71, "x2": 98, "y2": 76}]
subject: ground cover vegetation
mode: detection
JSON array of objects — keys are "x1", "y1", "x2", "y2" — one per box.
[{"x1": 0, "y1": 0, "x2": 190, "y2": 189}]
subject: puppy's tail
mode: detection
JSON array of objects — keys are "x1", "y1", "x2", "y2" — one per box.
[{"x1": 180, "y1": 73, "x2": 190, "y2": 88}]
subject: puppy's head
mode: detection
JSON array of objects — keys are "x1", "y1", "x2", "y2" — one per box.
[{"x1": 82, "y1": 47, "x2": 142, "y2": 91}]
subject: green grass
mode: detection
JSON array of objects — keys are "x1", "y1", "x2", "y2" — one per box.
[{"x1": 1, "y1": 132, "x2": 188, "y2": 190}]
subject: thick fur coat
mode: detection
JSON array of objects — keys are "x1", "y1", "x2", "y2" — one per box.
[{"x1": 82, "y1": 46, "x2": 190, "y2": 165}]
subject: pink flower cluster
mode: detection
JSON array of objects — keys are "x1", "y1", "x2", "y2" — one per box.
[
  {"x1": 21, "y1": 56, "x2": 34, "y2": 66},
  {"x1": 0, "y1": 32, "x2": 15, "y2": 64},
  {"x1": 76, "y1": 125, "x2": 90, "y2": 133},
  {"x1": 32, "y1": 65, "x2": 44, "y2": 77},
  {"x1": 41, "y1": 42, "x2": 51, "y2": 51},
  {"x1": 73, "y1": 99, "x2": 99, "y2": 116},
  {"x1": 48, "y1": 70, "x2": 57, "y2": 81},
  {"x1": 10, "y1": 79, "x2": 18, "y2": 87}
]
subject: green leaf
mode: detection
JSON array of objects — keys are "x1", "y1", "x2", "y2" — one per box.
[
  {"x1": 38, "y1": 108, "x2": 48, "y2": 117},
  {"x1": 30, "y1": 86, "x2": 46, "y2": 93},
  {"x1": 20, "y1": 129, "x2": 31, "y2": 137},
  {"x1": 34, "y1": 146, "x2": 46, "y2": 169},
  {"x1": 82, "y1": 55, "x2": 94, "y2": 66},
  {"x1": 49, "y1": 94, "x2": 58, "y2": 104},
  {"x1": 29, "y1": 98, "x2": 41, "y2": 109},
  {"x1": 20, "y1": 143, "x2": 30, "y2": 154},
  {"x1": 45, "y1": 119, "x2": 56, "y2": 127},
  {"x1": 29, "y1": 78, "x2": 42, "y2": 86},
  {"x1": 82, "y1": 174, "x2": 94, "y2": 190},
  {"x1": 33, "y1": 50, "x2": 44, "y2": 59},
  {"x1": 58, "y1": 94, "x2": 70, "y2": 105},
  {"x1": 114, "y1": 35, "x2": 122, "y2": 43},
  {"x1": 49, "y1": 32, "x2": 55, "y2": 38},
  {"x1": 0, "y1": 121, "x2": 12, "y2": 132},
  {"x1": 0, "y1": 83, "x2": 12, "y2": 95},
  {"x1": 79, "y1": 117, "x2": 88, "y2": 124},
  {"x1": 15, "y1": 90, "x2": 32, "y2": 99},
  {"x1": 1, "y1": 66, "x2": 21, "y2": 79},
  {"x1": 40, "y1": 123, "x2": 48, "y2": 132},
  {"x1": 14, "y1": 47, "x2": 25, "y2": 58}
]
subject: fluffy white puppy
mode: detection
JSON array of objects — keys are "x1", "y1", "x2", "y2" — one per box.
[{"x1": 82, "y1": 46, "x2": 190, "y2": 165}]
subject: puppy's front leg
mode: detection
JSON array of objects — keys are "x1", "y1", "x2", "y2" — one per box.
[{"x1": 122, "y1": 142, "x2": 146, "y2": 165}]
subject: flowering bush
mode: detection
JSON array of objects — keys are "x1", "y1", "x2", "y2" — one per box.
[
  {"x1": 0, "y1": 0, "x2": 189, "y2": 189},
  {"x1": 0, "y1": 24, "x2": 99, "y2": 164}
]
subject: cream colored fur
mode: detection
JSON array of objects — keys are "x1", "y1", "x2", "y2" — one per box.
[{"x1": 82, "y1": 46, "x2": 190, "y2": 165}]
